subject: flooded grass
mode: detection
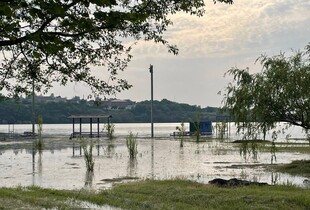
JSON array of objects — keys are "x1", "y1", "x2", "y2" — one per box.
[
  {"x1": 273, "y1": 160, "x2": 310, "y2": 178},
  {"x1": 0, "y1": 132, "x2": 309, "y2": 190},
  {"x1": 0, "y1": 180, "x2": 309, "y2": 209},
  {"x1": 126, "y1": 132, "x2": 138, "y2": 159},
  {"x1": 80, "y1": 138, "x2": 95, "y2": 172}
]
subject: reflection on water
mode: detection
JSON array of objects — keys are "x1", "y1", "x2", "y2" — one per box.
[
  {"x1": 127, "y1": 159, "x2": 137, "y2": 178},
  {"x1": 0, "y1": 123, "x2": 309, "y2": 190},
  {"x1": 85, "y1": 171, "x2": 94, "y2": 189}
]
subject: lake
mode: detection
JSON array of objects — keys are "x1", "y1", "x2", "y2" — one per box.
[{"x1": 0, "y1": 122, "x2": 309, "y2": 190}]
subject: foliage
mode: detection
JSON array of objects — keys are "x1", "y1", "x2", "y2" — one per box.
[
  {"x1": 35, "y1": 115, "x2": 44, "y2": 151},
  {"x1": 105, "y1": 122, "x2": 115, "y2": 140},
  {"x1": 126, "y1": 132, "x2": 138, "y2": 159},
  {"x1": 176, "y1": 122, "x2": 186, "y2": 147},
  {"x1": 215, "y1": 121, "x2": 228, "y2": 139},
  {"x1": 222, "y1": 44, "x2": 310, "y2": 140},
  {"x1": 0, "y1": 0, "x2": 233, "y2": 98},
  {"x1": 0, "y1": 97, "x2": 221, "y2": 123},
  {"x1": 192, "y1": 112, "x2": 201, "y2": 142},
  {"x1": 80, "y1": 138, "x2": 95, "y2": 172},
  {"x1": 0, "y1": 179, "x2": 309, "y2": 209},
  {"x1": 273, "y1": 159, "x2": 310, "y2": 178}
]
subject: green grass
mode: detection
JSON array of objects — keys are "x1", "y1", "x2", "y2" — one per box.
[
  {"x1": 0, "y1": 180, "x2": 309, "y2": 209},
  {"x1": 232, "y1": 140, "x2": 310, "y2": 153},
  {"x1": 126, "y1": 132, "x2": 138, "y2": 159},
  {"x1": 273, "y1": 160, "x2": 310, "y2": 178},
  {"x1": 271, "y1": 145, "x2": 310, "y2": 153}
]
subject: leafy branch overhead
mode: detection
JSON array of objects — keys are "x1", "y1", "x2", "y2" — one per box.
[
  {"x1": 0, "y1": 0, "x2": 233, "y2": 98},
  {"x1": 222, "y1": 44, "x2": 310, "y2": 138}
]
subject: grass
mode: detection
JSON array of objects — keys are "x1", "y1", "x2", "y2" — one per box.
[
  {"x1": 126, "y1": 132, "x2": 138, "y2": 159},
  {"x1": 176, "y1": 122, "x2": 186, "y2": 147},
  {"x1": 0, "y1": 180, "x2": 309, "y2": 209},
  {"x1": 79, "y1": 138, "x2": 95, "y2": 172},
  {"x1": 232, "y1": 140, "x2": 310, "y2": 156},
  {"x1": 273, "y1": 159, "x2": 310, "y2": 178},
  {"x1": 269, "y1": 145, "x2": 310, "y2": 153}
]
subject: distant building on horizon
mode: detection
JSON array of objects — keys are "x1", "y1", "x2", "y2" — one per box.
[{"x1": 104, "y1": 99, "x2": 135, "y2": 110}]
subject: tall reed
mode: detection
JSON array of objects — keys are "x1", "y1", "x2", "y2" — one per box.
[
  {"x1": 80, "y1": 138, "x2": 95, "y2": 172},
  {"x1": 176, "y1": 122, "x2": 185, "y2": 147},
  {"x1": 126, "y1": 132, "x2": 138, "y2": 159},
  {"x1": 193, "y1": 112, "x2": 201, "y2": 142},
  {"x1": 215, "y1": 121, "x2": 227, "y2": 139},
  {"x1": 105, "y1": 122, "x2": 115, "y2": 140},
  {"x1": 36, "y1": 115, "x2": 44, "y2": 151}
]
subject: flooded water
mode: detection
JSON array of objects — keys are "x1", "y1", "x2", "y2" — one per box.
[{"x1": 0, "y1": 123, "x2": 309, "y2": 190}]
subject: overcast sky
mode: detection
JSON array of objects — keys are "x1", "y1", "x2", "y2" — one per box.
[{"x1": 51, "y1": 0, "x2": 310, "y2": 108}]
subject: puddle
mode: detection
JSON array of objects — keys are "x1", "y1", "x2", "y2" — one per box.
[{"x1": 0, "y1": 123, "x2": 309, "y2": 190}]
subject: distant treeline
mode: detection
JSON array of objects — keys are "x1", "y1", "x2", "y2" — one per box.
[{"x1": 0, "y1": 97, "x2": 226, "y2": 124}]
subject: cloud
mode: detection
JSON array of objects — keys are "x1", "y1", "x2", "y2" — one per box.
[
  {"x1": 131, "y1": 0, "x2": 310, "y2": 59},
  {"x1": 50, "y1": 0, "x2": 310, "y2": 107}
]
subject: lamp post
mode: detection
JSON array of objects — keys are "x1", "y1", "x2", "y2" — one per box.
[{"x1": 149, "y1": 64, "x2": 154, "y2": 138}]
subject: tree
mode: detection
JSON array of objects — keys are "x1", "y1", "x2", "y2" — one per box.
[
  {"x1": 222, "y1": 44, "x2": 310, "y2": 140},
  {"x1": 0, "y1": 0, "x2": 233, "y2": 98}
]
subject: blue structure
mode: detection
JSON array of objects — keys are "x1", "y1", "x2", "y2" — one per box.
[{"x1": 190, "y1": 121, "x2": 213, "y2": 135}]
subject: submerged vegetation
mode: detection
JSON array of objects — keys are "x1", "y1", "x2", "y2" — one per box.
[
  {"x1": 215, "y1": 120, "x2": 228, "y2": 139},
  {"x1": 34, "y1": 115, "x2": 44, "y2": 152},
  {"x1": 0, "y1": 179, "x2": 309, "y2": 209},
  {"x1": 126, "y1": 132, "x2": 138, "y2": 159},
  {"x1": 80, "y1": 138, "x2": 95, "y2": 172},
  {"x1": 176, "y1": 122, "x2": 186, "y2": 147},
  {"x1": 105, "y1": 122, "x2": 115, "y2": 140},
  {"x1": 273, "y1": 160, "x2": 310, "y2": 178},
  {"x1": 193, "y1": 112, "x2": 201, "y2": 142}
]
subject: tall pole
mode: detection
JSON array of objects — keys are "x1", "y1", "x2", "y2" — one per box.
[{"x1": 149, "y1": 64, "x2": 154, "y2": 138}]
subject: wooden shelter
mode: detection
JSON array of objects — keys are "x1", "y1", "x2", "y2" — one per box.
[{"x1": 68, "y1": 114, "x2": 112, "y2": 139}]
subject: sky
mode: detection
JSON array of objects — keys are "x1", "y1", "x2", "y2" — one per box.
[{"x1": 50, "y1": 0, "x2": 310, "y2": 108}]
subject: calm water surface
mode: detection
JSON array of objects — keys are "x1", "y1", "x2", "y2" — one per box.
[{"x1": 0, "y1": 123, "x2": 309, "y2": 190}]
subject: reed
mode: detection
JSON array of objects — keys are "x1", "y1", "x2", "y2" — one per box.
[
  {"x1": 105, "y1": 122, "x2": 115, "y2": 139},
  {"x1": 176, "y1": 122, "x2": 185, "y2": 147},
  {"x1": 193, "y1": 112, "x2": 201, "y2": 142},
  {"x1": 80, "y1": 138, "x2": 95, "y2": 172},
  {"x1": 35, "y1": 115, "x2": 44, "y2": 151},
  {"x1": 126, "y1": 132, "x2": 138, "y2": 159},
  {"x1": 215, "y1": 121, "x2": 227, "y2": 139}
]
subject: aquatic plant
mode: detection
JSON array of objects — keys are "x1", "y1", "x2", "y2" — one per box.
[
  {"x1": 105, "y1": 122, "x2": 115, "y2": 140},
  {"x1": 35, "y1": 115, "x2": 44, "y2": 151},
  {"x1": 193, "y1": 112, "x2": 201, "y2": 142},
  {"x1": 270, "y1": 131, "x2": 278, "y2": 164},
  {"x1": 126, "y1": 132, "x2": 138, "y2": 159},
  {"x1": 80, "y1": 138, "x2": 95, "y2": 172},
  {"x1": 84, "y1": 170, "x2": 94, "y2": 188},
  {"x1": 176, "y1": 122, "x2": 186, "y2": 147},
  {"x1": 215, "y1": 121, "x2": 227, "y2": 139}
]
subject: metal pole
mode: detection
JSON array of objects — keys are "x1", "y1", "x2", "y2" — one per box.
[{"x1": 149, "y1": 64, "x2": 154, "y2": 138}]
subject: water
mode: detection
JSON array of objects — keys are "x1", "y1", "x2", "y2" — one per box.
[{"x1": 0, "y1": 123, "x2": 309, "y2": 190}]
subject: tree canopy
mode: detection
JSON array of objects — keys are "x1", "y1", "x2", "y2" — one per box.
[
  {"x1": 0, "y1": 0, "x2": 233, "y2": 98},
  {"x1": 222, "y1": 44, "x2": 310, "y2": 139}
]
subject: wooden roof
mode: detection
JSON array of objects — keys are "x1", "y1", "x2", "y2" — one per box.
[{"x1": 68, "y1": 114, "x2": 111, "y2": 119}]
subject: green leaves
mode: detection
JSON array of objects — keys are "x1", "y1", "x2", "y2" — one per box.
[
  {"x1": 222, "y1": 45, "x2": 310, "y2": 139},
  {"x1": 0, "y1": 0, "x2": 233, "y2": 99}
]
